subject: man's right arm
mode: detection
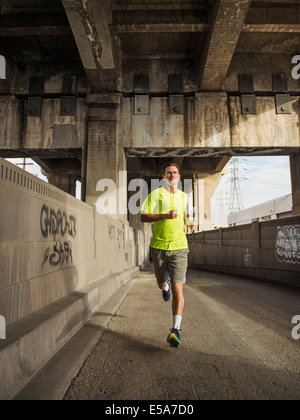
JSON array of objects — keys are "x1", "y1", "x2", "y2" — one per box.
[{"x1": 141, "y1": 210, "x2": 178, "y2": 223}]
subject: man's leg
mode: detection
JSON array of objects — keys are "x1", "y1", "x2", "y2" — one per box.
[
  {"x1": 166, "y1": 282, "x2": 184, "y2": 347},
  {"x1": 171, "y1": 282, "x2": 184, "y2": 316},
  {"x1": 151, "y1": 248, "x2": 171, "y2": 301},
  {"x1": 167, "y1": 250, "x2": 188, "y2": 348}
]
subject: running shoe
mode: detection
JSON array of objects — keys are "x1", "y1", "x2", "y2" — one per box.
[
  {"x1": 162, "y1": 278, "x2": 172, "y2": 302},
  {"x1": 167, "y1": 328, "x2": 181, "y2": 348}
]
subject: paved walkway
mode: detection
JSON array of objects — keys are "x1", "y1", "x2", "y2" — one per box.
[{"x1": 16, "y1": 268, "x2": 300, "y2": 400}]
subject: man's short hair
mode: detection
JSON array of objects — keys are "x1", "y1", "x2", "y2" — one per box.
[{"x1": 163, "y1": 162, "x2": 180, "y2": 174}]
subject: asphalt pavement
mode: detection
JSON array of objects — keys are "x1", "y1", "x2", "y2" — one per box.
[
  {"x1": 63, "y1": 268, "x2": 300, "y2": 401},
  {"x1": 16, "y1": 267, "x2": 300, "y2": 400}
]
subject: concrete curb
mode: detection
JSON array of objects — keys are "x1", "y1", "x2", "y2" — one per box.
[
  {"x1": 13, "y1": 274, "x2": 139, "y2": 400},
  {"x1": 0, "y1": 266, "x2": 140, "y2": 400}
]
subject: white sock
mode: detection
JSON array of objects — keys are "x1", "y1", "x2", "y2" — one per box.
[
  {"x1": 173, "y1": 315, "x2": 182, "y2": 330},
  {"x1": 163, "y1": 283, "x2": 170, "y2": 292}
]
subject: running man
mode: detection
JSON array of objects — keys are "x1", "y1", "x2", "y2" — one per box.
[{"x1": 140, "y1": 163, "x2": 196, "y2": 348}]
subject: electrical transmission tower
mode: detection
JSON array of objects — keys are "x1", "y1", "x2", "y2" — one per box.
[{"x1": 229, "y1": 158, "x2": 244, "y2": 214}]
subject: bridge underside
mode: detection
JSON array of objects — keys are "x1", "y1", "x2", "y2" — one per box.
[
  {"x1": 0, "y1": 1, "x2": 300, "y2": 221},
  {"x1": 1, "y1": 1, "x2": 300, "y2": 400}
]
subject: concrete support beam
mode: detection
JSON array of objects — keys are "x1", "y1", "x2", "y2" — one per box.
[
  {"x1": 62, "y1": 0, "x2": 97, "y2": 72},
  {"x1": 243, "y1": 24, "x2": 300, "y2": 33},
  {"x1": 244, "y1": 3, "x2": 300, "y2": 33},
  {"x1": 290, "y1": 152, "x2": 300, "y2": 216},
  {"x1": 199, "y1": 0, "x2": 252, "y2": 90},
  {"x1": 62, "y1": 0, "x2": 117, "y2": 91},
  {"x1": 111, "y1": 23, "x2": 209, "y2": 34},
  {"x1": 0, "y1": 26, "x2": 71, "y2": 36},
  {"x1": 86, "y1": 94, "x2": 126, "y2": 221},
  {"x1": 88, "y1": 0, "x2": 117, "y2": 70}
]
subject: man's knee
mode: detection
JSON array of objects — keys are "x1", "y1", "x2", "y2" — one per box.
[{"x1": 171, "y1": 283, "x2": 183, "y2": 300}]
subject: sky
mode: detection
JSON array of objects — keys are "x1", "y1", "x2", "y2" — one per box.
[{"x1": 210, "y1": 156, "x2": 292, "y2": 226}]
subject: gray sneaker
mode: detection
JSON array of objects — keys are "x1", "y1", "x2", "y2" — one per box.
[{"x1": 162, "y1": 279, "x2": 172, "y2": 302}]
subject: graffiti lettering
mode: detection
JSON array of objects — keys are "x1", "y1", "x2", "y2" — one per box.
[
  {"x1": 42, "y1": 241, "x2": 73, "y2": 267},
  {"x1": 108, "y1": 223, "x2": 115, "y2": 241},
  {"x1": 40, "y1": 205, "x2": 76, "y2": 268},
  {"x1": 244, "y1": 248, "x2": 253, "y2": 267},
  {"x1": 40, "y1": 205, "x2": 76, "y2": 239},
  {"x1": 275, "y1": 225, "x2": 300, "y2": 264}
]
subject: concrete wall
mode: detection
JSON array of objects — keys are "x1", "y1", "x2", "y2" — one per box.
[
  {"x1": 0, "y1": 157, "x2": 150, "y2": 399},
  {"x1": 0, "y1": 157, "x2": 150, "y2": 324},
  {"x1": 0, "y1": 96, "x2": 86, "y2": 151},
  {"x1": 188, "y1": 216, "x2": 300, "y2": 286}
]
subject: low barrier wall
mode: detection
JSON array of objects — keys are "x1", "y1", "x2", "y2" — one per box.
[
  {"x1": 188, "y1": 217, "x2": 300, "y2": 286},
  {"x1": 0, "y1": 158, "x2": 150, "y2": 399},
  {"x1": 0, "y1": 157, "x2": 150, "y2": 325}
]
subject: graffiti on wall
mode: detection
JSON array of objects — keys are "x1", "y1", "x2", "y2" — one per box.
[
  {"x1": 244, "y1": 248, "x2": 253, "y2": 267},
  {"x1": 40, "y1": 205, "x2": 76, "y2": 268},
  {"x1": 275, "y1": 225, "x2": 300, "y2": 264},
  {"x1": 40, "y1": 205, "x2": 76, "y2": 239},
  {"x1": 108, "y1": 223, "x2": 128, "y2": 266}
]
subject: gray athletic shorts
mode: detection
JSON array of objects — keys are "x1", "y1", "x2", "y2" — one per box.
[{"x1": 150, "y1": 248, "x2": 189, "y2": 285}]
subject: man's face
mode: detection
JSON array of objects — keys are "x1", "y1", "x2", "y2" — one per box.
[{"x1": 163, "y1": 166, "x2": 181, "y2": 187}]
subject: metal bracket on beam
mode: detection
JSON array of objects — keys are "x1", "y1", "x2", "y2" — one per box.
[
  {"x1": 275, "y1": 94, "x2": 291, "y2": 114},
  {"x1": 168, "y1": 74, "x2": 183, "y2": 94},
  {"x1": 134, "y1": 74, "x2": 149, "y2": 94},
  {"x1": 169, "y1": 74, "x2": 184, "y2": 115},
  {"x1": 170, "y1": 95, "x2": 184, "y2": 115},
  {"x1": 238, "y1": 74, "x2": 254, "y2": 93},
  {"x1": 27, "y1": 77, "x2": 44, "y2": 117},
  {"x1": 60, "y1": 96, "x2": 76, "y2": 116},
  {"x1": 29, "y1": 76, "x2": 44, "y2": 95},
  {"x1": 241, "y1": 95, "x2": 256, "y2": 115},
  {"x1": 238, "y1": 74, "x2": 256, "y2": 115},
  {"x1": 26, "y1": 97, "x2": 42, "y2": 117},
  {"x1": 272, "y1": 73, "x2": 287, "y2": 93},
  {"x1": 272, "y1": 74, "x2": 291, "y2": 114},
  {"x1": 134, "y1": 95, "x2": 149, "y2": 115},
  {"x1": 134, "y1": 74, "x2": 149, "y2": 115}
]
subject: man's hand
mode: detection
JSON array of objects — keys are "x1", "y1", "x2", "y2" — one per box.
[
  {"x1": 168, "y1": 209, "x2": 178, "y2": 219},
  {"x1": 184, "y1": 213, "x2": 197, "y2": 231},
  {"x1": 141, "y1": 209, "x2": 178, "y2": 223},
  {"x1": 188, "y1": 221, "x2": 197, "y2": 232}
]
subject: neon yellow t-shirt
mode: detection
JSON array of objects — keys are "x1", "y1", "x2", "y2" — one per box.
[{"x1": 141, "y1": 187, "x2": 189, "y2": 251}]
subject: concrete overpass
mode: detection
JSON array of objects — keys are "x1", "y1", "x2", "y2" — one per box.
[{"x1": 0, "y1": 0, "x2": 300, "y2": 399}]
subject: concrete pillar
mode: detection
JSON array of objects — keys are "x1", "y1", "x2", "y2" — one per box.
[
  {"x1": 47, "y1": 173, "x2": 77, "y2": 197},
  {"x1": 193, "y1": 176, "x2": 213, "y2": 231},
  {"x1": 86, "y1": 94, "x2": 127, "y2": 221},
  {"x1": 290, "y1": 152, "x2": 300, "y2": 216},
  {"x1": 193, "y1": 170, "x2": 227, "y2": 231}
]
